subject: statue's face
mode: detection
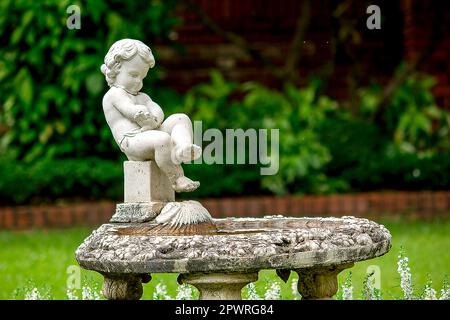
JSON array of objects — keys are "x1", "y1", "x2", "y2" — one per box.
[{"x1": 115, "y1": 54, "x2": 150, "y2": 94}]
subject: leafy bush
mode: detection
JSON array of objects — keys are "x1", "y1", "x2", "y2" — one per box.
[
  {"x1": 0, "y1": 0, "x2": 179, "y2": 162},
  {"x1": 184, "y1": 71, "x2": 450, "y2": 196},
  {"x1": 183, "y1": 72, "x2": 339, "y2": 195},
  {"x1": 321, "y1": 71, "x2": 450, "y2": 191},
  {"x1": 0, "y1": 156, "x2": 123, "y2": 204},
  {"x1": 1, "y1": 58, "x2": 449, "y2": 203},
  {"x1": 359, "y1": 71, "x2": 450, "y2": 155}
]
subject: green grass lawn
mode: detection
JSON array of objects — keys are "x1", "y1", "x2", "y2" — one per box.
[{"x1": 0, "y1": 217, "x2": 449, "y2": 300}]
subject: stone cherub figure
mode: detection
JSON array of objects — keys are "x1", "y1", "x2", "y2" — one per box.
[{"x1": 101, "y1": 39, "x2": 202, "y2": 193}]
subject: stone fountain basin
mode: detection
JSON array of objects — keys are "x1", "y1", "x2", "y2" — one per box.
[{"x1": 76, "y1": 216, "x2": 391, "y2": 274}]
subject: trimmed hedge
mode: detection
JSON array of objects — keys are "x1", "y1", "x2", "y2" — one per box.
[{"x1": 0, "y1": 158, "x2": 123, "y2": 204}]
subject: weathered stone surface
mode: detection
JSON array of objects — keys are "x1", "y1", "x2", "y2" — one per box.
[
  {"x1": 180, "y1": 272, "x2": 258, "y2": 300},
  {"x1": 110, "y1": 202, "x2": 166, "y2": 223},
  {"x1": 76, "y1": 216, "x2": 391, "y2": 274},
  {"x1": 295, "y1": 263, "x2": 354, "y2": 299},
  {"x1": 102, "y1": 273, "x2": 149, "y2": 300}
]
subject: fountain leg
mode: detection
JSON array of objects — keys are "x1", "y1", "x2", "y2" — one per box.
[
  {"x1": 102, "y1": 273, "x2": 151, "y2": 300},
  {"x1": 180, "y1": 272, "x2": 258, "y2": 300},
  {"x1": 295, "y1": 263, "x2": 353, "y2": 300}
]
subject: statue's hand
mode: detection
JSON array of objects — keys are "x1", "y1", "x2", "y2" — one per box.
[
  {"x1": 133, "y1": 109, "x2": 150, "y2": 122},
  {"x1": 134, "y1": 109, "x2": 159, "y2": 131}
]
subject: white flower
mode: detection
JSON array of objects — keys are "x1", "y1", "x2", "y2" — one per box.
[
  {"x1": 422, "y1": 277, "x2": 437, "y2": 300},
  {"x1": 439, "y1": 287, "x2": 450, "y2": 300},
  {"x1": 81, "y1": 285, "x2": 102, "y2": 300},
  {"x1": 291, "y1": 278, "x2": 301, "y2": 300},
  {"x1": 245, "y1": 283, "x2": 261, "y2": 300},
  {"x1": 439, "y1": 276, "x2": 449, "y2": 300},
  {"x1": 153, "y1": 282, "x2": 172, "y2": 300},
  {"x1": 397, "y1": 250, "x2": 414, "y2": 300},
  {"x1": 175, "y1": 284, "x2": 194, "y2": 300},
  {"x1": 25, "y1": 288, "x2": 42, "y2": 300},
  {"x1": 341, "y1": 272, "x2": 353, "y2": 300},
  {"x1": 264, "y1": 281, "x2": 281, "y2": 300},
  {"x1": 66, "y1": 288, "x2": 79, "y2": 300},
  {"x1": 423, "y1": 286, "x2": 437, "y2": 300},
  {"x1": 362, "y1": 273, "x2": 382, "y2": 300},
  {"x1": 342, "y1": 286, "x2": 353, "y2": 300}
]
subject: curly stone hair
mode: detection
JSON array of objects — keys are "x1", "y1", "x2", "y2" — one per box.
[{"x1": 100, "y1": 39, "x2": 155, "y2": 87}]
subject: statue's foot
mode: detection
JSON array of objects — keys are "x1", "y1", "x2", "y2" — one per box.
[
  {"x1": 173, "y1": 144, "x2": 202, "y2": 164},
  {"x1": 172, "y1": 176, "x2": 200, "y2": 193}
]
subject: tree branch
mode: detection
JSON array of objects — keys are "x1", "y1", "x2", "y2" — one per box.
[
  {"x1": 283, "y1": 0, "x2": 311, "y2": 83},
  {"x1": 181, "y1": 0, "x2": 283, "y2": 81},
  {"x1": 372, "y1": 2, "x2": 445, "y2": 124}
]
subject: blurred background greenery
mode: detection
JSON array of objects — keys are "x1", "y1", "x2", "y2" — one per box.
[
  {"x1": 0, "y1": 0, "x2": 448, "y2": 205},
  {"x1": 0, "y1": 0, "x2": 449, "y2": 301}
]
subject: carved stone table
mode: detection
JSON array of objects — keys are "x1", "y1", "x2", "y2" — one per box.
[{"x1": 75, "y1": 216, "x2": 391, "y2": 300}]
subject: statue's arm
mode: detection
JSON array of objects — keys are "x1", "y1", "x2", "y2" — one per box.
[
  {"x1": 143, "y1": 94, "x2": 164, "y2": 127},
  {"x1": 108, "y1": 91, "x2": 148, "y2": 121}
]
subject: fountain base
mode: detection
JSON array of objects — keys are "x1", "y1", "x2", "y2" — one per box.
[
  {"x1": 76, "y1": 216, "x2": 391, "y2": 300},
  {"x1": 180, "y1": 272, "x2": 258, "y2": 300}
]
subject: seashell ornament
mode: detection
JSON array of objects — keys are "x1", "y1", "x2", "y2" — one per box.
[{"x1": 154, "y1": 200, "x2": 217, "y2": 235}]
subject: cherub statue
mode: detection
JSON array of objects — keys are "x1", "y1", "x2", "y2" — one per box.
[{"x1": 101, "y1": 39, "x2": 202, "y2": 193}]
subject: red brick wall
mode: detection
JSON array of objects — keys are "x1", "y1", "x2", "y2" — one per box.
[
  {"x1": 0, "y1": 192, "x2": 448, "y2": 230},
  {"x1": 402, "y1": 0, "x2": 450, "y2": 109},
  {"x1": 154, "y1": 0, "x2": 449, "y2": 108}
]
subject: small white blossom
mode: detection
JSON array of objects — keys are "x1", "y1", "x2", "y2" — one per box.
[
  {"x1": 291, "y1": 277, "x2": 301, "y2": 300},
  {"x1": 397, "y1": 250, "x2": 414, "y2": 300},
  {"x1": 175, "y1": 284, "x2": 194, "y2": 300},
  {"x1": 245, "y1": 283, "x2": 261, "y2": 300},
  {"x1": 264, "y1": 281, "x2": 281, "y2": 300},
  {"x1": 81, "y1": 285, "x2": 102, "y2": 300},
  {"x1": 423, "y1": 286, "x2": 437, "y2": 300},
  {"x1": 421, "y1": 276, "x2": 437, "y2": 300},
  {"x1": 81, "y1": 286, "x2": 92, "y2": 300},
  {"x1": 362, "y1": 273, "x2": 381, "y2": 300},
  {"x1": 439, "y1": 276, "x2": 449, "y2": 300},
  {"x1": 66, "y1": 288, "x2": 79, "y2": 300},
  {"x1": 153, "y1": 282, "x2": 172, "y2": 300},
  {"x1": 25, "y1": 288, "x2": 42, "y2": 300},
  {"x1": 439, "y1": 288, "x2": 450, "y2": 300},
  {"x1": 341, "y1": 272, "x2": 353, "y2": 300}
]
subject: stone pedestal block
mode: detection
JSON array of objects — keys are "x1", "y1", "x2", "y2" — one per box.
[
  {"x1": 110, "y1": 202, "x2": 166, "y2": 223},
  {"x1": 110, "y1": 161, "x2": 175, "y2": 223},
  {"x1": 124, "y1": 161, "x2": 174, "y2": 203}
]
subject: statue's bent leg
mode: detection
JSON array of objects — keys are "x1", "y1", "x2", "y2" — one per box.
[
  {"x1": 160, "y1": 114, "x2": 201, "y2": 163},
  {"x1": 124, "y1": 130, "x2": 199, "y2": 192},
  {"x1": 159, "y1": 113, "x2": 193, "y2": 147},
  {"x1": 122, "y1": 131, "x2": 183, "y2": 182}
]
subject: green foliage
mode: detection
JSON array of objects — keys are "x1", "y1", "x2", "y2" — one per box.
[
  {"x1": 359, "y1": 71, "x2": 450, "y2": 155},
  {"x1": 183, "y1": 72, "x2": 338, "y2": 195},
  {"x1": 323, "y1": 72, "x2": 450, "y2": 191},
  {"x1": 2, "y1": 69, "x2": 450, "y2": 203},
  {"x1": 0, "y1": 0, "x2": 179, "y2": 162},
  {"x1": 0, "y1": 2, "x2": 448, "y2": 203},
  {"x1": 184, "y1": 70, "x2": 450, "y2": 197},
  {"x1": 243, "y1": 81, "x2": 337, "y2": 194},
  {"x1": 0, "y1": 157, "x2": 123, "y2": 204}
]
